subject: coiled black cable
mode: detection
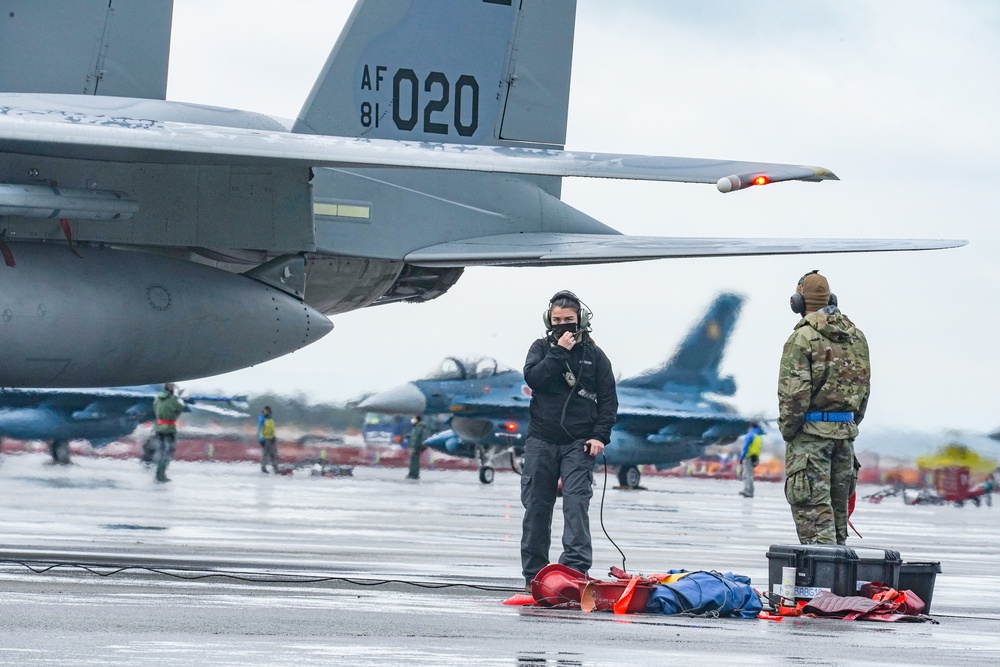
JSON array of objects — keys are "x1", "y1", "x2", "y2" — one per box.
[{"x1": 0, "y1": 558, "x2": 521, "y2": 593}]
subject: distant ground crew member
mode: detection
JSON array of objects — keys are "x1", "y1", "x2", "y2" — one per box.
[
  {"x1": 152, "y1": 383, "x2": 184, "y2": 483},
  {"x1": 779, "y1": 271, "x2": 870, "y2": 545},
  {"x1": 739, "y1": 422, "x2": 763, "y2": 498},
  {"x1": 257, "y1": 406, "x2": 278, "y2": 474},
  {"x1": 406, "y1": 415, "x2": 432, "y2": 480},
  {"x1": 521, "y1": 291, "x2": 617, "y2": 590}
]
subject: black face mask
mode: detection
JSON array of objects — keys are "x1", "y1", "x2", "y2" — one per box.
[{"x1": 549, "y1": 323, "x2": 579, "y2": 341}]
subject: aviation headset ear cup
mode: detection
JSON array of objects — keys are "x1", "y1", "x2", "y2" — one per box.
[
  {"x1": 543, "y1": 290, "x2": 591, "y2": 329},
  {"x1": 789, "y1": 293, "x2": 806, "y2": 315}
]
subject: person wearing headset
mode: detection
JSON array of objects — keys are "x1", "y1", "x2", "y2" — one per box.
[
  {"x1": 779, "y1": 271, "x2": 870, "y2": 545},
  {"x1": 521, "y1": 291, "x2": 618, "y2": 591}
]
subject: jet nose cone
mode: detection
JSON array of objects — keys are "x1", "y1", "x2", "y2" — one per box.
[{"x1": 357, "y1": 383, "x2": 427, "y2": 415}]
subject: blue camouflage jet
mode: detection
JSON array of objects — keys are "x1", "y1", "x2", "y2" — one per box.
[
  {"x1": 0, "y1": 385, "x2": 248, "y2": 464},
  {"x1": 359, "y1": 293, "x2": 752, "y2": 485}
]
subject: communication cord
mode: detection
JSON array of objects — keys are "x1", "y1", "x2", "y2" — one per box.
[
  {"x1": 598, "y1": 452, "x2": 628, "y2": 573},
  {"x1": 0, "y1": 558, "x2": 522, "y2": 593}
]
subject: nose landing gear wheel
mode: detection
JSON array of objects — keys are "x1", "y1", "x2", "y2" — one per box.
[
  {"x1": 617, "y1": 465, "x2": 641, "y2": 489},
  {"x1": 479, "y1": 466, "x2": 495, "y2": 484},
  {"x1": 49, "y1": 440, "x2": 71, "y2": 465}
]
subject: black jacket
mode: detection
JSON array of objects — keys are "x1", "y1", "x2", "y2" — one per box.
[{"x1": 523, "y1": 337, "x2": 617, "y2": 446}]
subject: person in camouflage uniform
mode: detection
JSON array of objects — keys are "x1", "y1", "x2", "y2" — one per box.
[
  {"x1": 406, "y1": 415, "x2": 432, "y2": 480},
  {"x1": 152, "y1": 383, "x2": 185, "y2": 483},
  {"x1": 778, "y1": 271, "x2": 870, "y2": 545}
]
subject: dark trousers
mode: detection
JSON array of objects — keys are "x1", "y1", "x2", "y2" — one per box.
[
  {"x1": 521, "y1": 436, "x2": 594, "y2": 584},
  {"x1": 407, "y1": 446, "x2": 423, "y2": 479}
]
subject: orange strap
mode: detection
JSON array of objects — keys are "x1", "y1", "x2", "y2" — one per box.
[
  {"x1": 613, "y1": 576, "x2": 639, "y2": 615},
  {"x1": 156, "y1": 419, "x2": 177, "y2": 425},
  {"x1": 60, "y1": 218, "x2": 84, "y2": 259},
  {"x1": 0, "y1": 237, "x2": 15, "y2": 267}
]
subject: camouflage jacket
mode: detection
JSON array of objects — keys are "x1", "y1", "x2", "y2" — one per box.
[
  {"x1": 777, "y1": 306, "x2": 870, "y2": 442},
  {"x1": 408, "y1": 421, "x2": 432, "y2": 451}
]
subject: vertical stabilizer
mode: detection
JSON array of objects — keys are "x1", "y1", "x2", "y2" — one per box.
[
  {"x1": 0, "y1": 0, "x2": 173, "y2": 99},
  {"x1": 620, "y1": 294, "x2": 745, "y2": 395},
  {"x1": 293, "y1": 0, "x2": 576, "y2": 149}
]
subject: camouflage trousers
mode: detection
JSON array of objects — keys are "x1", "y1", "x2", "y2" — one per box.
[{"x1": 784, "y1": 435, "x2": 859, "y2": 545}]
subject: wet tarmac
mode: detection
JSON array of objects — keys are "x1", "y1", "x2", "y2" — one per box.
[{"x1": 0, "y1": 453, "x2": 997, "y2": 666}]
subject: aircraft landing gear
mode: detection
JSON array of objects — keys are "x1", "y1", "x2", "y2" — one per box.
[
  {"x1": 476, "y1": 444, "x2": 500, "y2": 484},
  {"x1": 617, "y1": 465, "x2": 641, "y2": 489},
  {"x1": 510, "y1": 452, "x2": 525, "y2": 475},
  {"x1": 48, "y1": 440, "x2": 71, "y2": 465}
]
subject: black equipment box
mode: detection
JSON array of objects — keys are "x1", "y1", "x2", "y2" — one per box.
[
  {"x1": 853, "y1": 546, "x2": 903, "y2": 591},
  {"x1": 767, "y1": 544, "x2": 858, "y2": 601},
  {"x1": 899, "y1": 561, "x2": 942, "y2": 614}
]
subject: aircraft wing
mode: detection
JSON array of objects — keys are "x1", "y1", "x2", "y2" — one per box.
[
  {"x1": 0, "y1": 386, "x2": 248, "y2": 411},
  {"x1": 449, "y1": 395, "x2": 531, "y2": 411},
  {"x1": 616, "y1": 404, "x2": 749, "y2": 422},
  {"x1": 187, "y1": 403, "x2": 249, "y2": 418},
  {"x1": 404, "y1": 233, "x2": 966, "y2": 267},
  {"x1": 0, "y1": 387, "x2": 155, "y2": 401},
  {"x1": 0, "y1": 96, "x2": 834, "y2": 191}
]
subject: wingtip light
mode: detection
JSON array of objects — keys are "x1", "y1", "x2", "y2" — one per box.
[{"x1": 717, "y1": 174, "x2": 771, "y2": 193}]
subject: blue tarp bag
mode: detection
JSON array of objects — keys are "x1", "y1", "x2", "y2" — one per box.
[{"x1": 646, "y1": 571, "x2": 762, "y2": 618}]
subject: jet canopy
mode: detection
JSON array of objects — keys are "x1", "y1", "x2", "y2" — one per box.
[{"x1": 422, "y1": 357, "x2": 515, "y2": 381}]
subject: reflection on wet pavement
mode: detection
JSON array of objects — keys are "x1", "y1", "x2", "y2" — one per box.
[{"x1": 0, "y1": 452, "x2": 996, "y2": 665}]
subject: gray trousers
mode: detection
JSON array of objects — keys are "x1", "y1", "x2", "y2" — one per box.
[
  {"x1": 742, "y1": 458, "x2": 755, "y2": 496},
  {"x1": 154, "y1": 432, "x2": 176, "y2": 480},
  {"x1": 521, "y1": 436, "x2": 594, "y2": 584},
  {"x1": 260, "y1": 438, "x2": 278, "y2": 472},
  {"x1": 154, "y1": 432, "x2": 176, "y2": 463}
]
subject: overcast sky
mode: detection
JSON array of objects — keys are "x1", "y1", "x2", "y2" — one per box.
[{"x1": 166, "y1": 1, "x2": 999, "y2": 434}]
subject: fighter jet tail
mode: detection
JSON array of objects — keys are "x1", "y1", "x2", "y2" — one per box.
[
  {"x1": 619, "y1": 293, "x2": 744, "y2": 396},
  {"x1": 0, "y1": 0, "x2": 173, "y2": 98},
  {"x1": 293, "y1": 0, "x2": 575, "y2": 150}
]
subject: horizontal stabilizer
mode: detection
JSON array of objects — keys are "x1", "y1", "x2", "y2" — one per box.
[
  {"x1": 404, "y1": 233, "x2": 967, "y2": 267},
  {"x1": 0, "y1": 96, "x2": 835, "y2": 189}
]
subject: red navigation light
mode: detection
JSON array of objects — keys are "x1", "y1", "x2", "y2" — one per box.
[
  {"x1": 753, "y1": 175, "x2": 769, "y2": 186},
  {"x1": 506, "y1": 422, "x2": 518, "y2": 432}
]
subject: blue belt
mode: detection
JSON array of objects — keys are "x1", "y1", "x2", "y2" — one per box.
[{"x1": 804, "y1": 411, "x2": 854, "y2": 422}]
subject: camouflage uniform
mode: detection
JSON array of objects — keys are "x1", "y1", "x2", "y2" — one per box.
[
  {"x1": 407, "y1": 420, "x2": 432, "y2": 480},
  {"x1": 778, "y1": 306, "x2": 870, "y2": 545},
  {"x1": 152, "y1": 389, "x2": 184, "y2": 483}
]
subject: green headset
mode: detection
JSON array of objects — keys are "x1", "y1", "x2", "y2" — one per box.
[
  {"x1": 789, "y1": 270, "x2": 838, "y2": 315},
  {"x1": 543, "y1": 290, "x2": 592, "y2": 330}
]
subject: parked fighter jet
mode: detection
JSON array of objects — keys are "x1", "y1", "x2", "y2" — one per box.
[
  {"x1": 0, "y1": 385, "x2": 247, "y2": 464},
  {"x1": 0, "y1": 1, "x2": 961, "y2": 388},
  {"x1": 360, "y1": 293, "x2": 751, "y2": 486}
]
